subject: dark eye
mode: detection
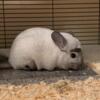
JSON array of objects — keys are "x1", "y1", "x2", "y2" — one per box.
[{"x1": 71, "y1": 53, "x2": 76, "y2": 58}]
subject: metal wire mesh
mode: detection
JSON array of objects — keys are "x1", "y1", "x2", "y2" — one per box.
[{"x1": 0, "y1": 0, "x2": 100, "y2": 48}]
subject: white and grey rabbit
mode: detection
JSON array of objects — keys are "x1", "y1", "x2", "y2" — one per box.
[{"x1": 0, "y1": 27, "x2": 83, "y2": 70}]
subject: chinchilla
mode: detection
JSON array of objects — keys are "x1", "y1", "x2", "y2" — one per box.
[{"x1": 0, "y1": 27, "x2": 83, "y2": 70}]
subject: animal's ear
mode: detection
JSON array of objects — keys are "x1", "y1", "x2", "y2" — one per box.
[
  {"x1": 51, "y1": 31, "x2": 67, "y2": 50},
  {"x1": 68, "y1": 31, "x2": 75, "y2": 37}
]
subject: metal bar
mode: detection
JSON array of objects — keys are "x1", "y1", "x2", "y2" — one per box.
[{"x1": 52, "y1": 0, "x2": 55, "y2": 30}]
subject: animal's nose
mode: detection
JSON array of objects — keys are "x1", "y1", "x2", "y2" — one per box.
[
  {"x1": 73, "y1": 61, "x2": 84, "y2": 70},
  {"x1": 76, "y1": 59, "x2": 85, "y2": 70},
  {"x1": 68, "y1": 63, "x2": 81, "y2": 71},
  {"x1": 79, "y1": 57, "x2": 85, "y2": 70},
  {"x1": 75, "y1": 55, "x2": 84, "y2": 70},
  {"x1": 77, "y1": 63, "x2": 83, "y2": 70}
]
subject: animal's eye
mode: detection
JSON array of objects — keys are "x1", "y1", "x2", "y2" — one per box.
[{"x1": 71, "y1": 53, "x2": 76, "y2": 58}]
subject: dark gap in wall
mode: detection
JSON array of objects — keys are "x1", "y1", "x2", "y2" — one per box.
[
  {"x1": 2, "y1": 0, "x2": 6, "y2": 48},
  {"x1": 98, "y1": 0, "x2": 100, "y2": 45},
  {"x1": 52, "y1": 0, "x2": 55, "y2": 30}
]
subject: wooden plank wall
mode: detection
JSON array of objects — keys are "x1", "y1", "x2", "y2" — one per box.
[{"x1": 0, "y1": 0, "x2": 99, "y2": 48}]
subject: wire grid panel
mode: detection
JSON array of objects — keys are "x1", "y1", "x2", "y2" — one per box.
[{"x1": 0, "y1": 0, "x2": 99, "y2": 48}]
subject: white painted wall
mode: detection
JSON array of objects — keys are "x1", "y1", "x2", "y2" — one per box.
[{"x1": 83, "y1": 45, "x2": 100, "y2": 63}]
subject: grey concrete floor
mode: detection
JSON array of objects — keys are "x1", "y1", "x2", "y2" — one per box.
[{"x1": 0, "y1": 67, "x2": 99, "y2": 85}]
